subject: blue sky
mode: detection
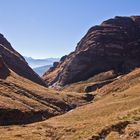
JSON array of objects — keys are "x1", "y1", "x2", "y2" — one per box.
[{"x1": 0, "y1": 0, "x2": 140, "y2": 58}]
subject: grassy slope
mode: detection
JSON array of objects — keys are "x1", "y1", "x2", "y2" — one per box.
[
  {"x1": 0, "y1": 69, "x2": 92, "y2": 125},
  {"x1": 0, "y1": 69, "x2": 140, "y2": 139}
]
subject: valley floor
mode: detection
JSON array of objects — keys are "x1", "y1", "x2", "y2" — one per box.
[{"x1": 0, "y1": 77, "x2": 140, "y2": 139}]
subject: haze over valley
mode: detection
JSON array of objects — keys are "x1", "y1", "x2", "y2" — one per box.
[{"x1": 24, "y1": 56, "x2": 59, "y2": 76}]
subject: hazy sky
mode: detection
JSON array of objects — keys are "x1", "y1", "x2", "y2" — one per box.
[{"x1": 0, "y1": 0, "x2": 140, "y2": 58}]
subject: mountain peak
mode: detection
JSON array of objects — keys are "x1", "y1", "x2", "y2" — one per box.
[{"x1": 43, "y1": 16, "x2": 140, "y2": 86}]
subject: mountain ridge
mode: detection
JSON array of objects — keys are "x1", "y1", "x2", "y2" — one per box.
[
  {"x1": 0, "y1": 34, "x2": 46, "y2": 86},
  {"x1": 43, "y1": 16, "x2": 140, "y2": 87},
  {"x1": 33, "y1": 65, "x2": 52, "y2": 76},
  {"x1": 24, "y1": 56, "x2": 59, "y2": 68}
]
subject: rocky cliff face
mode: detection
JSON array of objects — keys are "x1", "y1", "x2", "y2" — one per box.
[
  {"x1": 0, "y1": 34, "x2": 46, "y2": 86},
  {"x1": 43, "y1": 16, "x2": 140, "y2": 86},
  {"x1": 0, "y1": 55, "x2": 10, "y2": 79}
]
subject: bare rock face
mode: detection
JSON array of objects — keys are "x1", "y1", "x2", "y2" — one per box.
[
  {"x1": 0, "y1": 55, "x2": 10, "y2": 79},
  {"x1": 0, "y1": 34, "x2": 46, "y2": 86},
  {"x1": 43, "y1": 16, "x2": 140, "y2": 86}
]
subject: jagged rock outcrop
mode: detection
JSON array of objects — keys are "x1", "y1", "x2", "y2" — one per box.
[
  {"x1": 43, "y1": 16, "x2": 140, "y2": 86},
  {"x1": 0, "y1": 34, "x2": 46, "y2": 86}
]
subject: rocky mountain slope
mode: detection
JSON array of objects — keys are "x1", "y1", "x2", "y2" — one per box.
[
  {"x1": 43, "y1": 16, "x2": 140, "y2": 87},
  {"x1": 0, "y1": 34, "x2": 45, "y2": 86},
  {"x1": 33, "y1": 65, "x2": 52, "y2": 76},
  {"x1": 0, "y1": 55, "x2": 10, "y2": 79}
]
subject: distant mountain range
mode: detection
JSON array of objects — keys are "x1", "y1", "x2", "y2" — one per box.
[
  {"x1": 24, "y1": 56, "x2": 59, "y2": 76},
  {"x1": 24, "y1": 56, "x2": 59, "y2": 68},
  {"x1": 33, "y1": 65, "x2": 52, "y2": 76}
]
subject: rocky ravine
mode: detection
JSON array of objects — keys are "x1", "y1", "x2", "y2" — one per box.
[
  {"x1": 43, "y1": 16, "x2": 140, "y2": 86},
  {"x1": 0, "y1": 34, "x2": 46, "y2": 86}
]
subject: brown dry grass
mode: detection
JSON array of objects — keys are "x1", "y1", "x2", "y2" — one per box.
[
  {"x1": 0, "y1": 69, "x2": 93, "y2": 125},
  {"x1": 0, "y1": 69, "x2": 140, "y2": 139}
]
